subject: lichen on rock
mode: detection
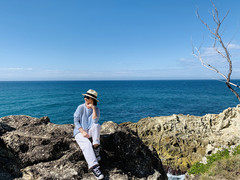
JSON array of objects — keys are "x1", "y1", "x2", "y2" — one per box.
[{"x1": 122, "y1": 105, "x2": 240, "y2": 173}]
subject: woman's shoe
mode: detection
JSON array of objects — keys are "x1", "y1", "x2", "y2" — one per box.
[{"x1": 92, "y1": 165, "x2": 104, "y2": 180}]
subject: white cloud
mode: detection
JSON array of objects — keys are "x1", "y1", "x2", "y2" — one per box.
[
  {"x1": 188, "y1": 42, "x2": 240, "y2": 79},
  {"x1": 0, "y1": 67, "x2": 33, "y2": 71},
  {"x1": 193, "y1": 47, "x2": 227, "y2": 66},
  {"x1": 179, "y1": 58, "x2": 195, "y2": 63},
  {"x1": 197, "y1": 43, "x2": 240, "y2": 57},
  {"x1": 0, "y1": 62, "x2": 239, "y2": 81},
  {"x1": 201, "y1": 47, "x2": 218, "y2": 57},
  {"x1": 228, "y1": 43, "x2": 240, "y2": 50},
  {"x1": 200, "y1": 43, "x2": 240, "y2": 58}
]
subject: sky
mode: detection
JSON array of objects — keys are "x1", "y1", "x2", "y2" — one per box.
[{"x1": 0, "y1": 0, "x2": 240, "y2": 81}]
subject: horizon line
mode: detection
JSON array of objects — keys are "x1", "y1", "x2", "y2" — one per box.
[{"x1": 1, "y1": 78, "x2": 240, "y2": 82}]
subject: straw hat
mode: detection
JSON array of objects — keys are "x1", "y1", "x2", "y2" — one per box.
[{"x1": 82, "y1": 89, "x2": 99, "y2": 102}]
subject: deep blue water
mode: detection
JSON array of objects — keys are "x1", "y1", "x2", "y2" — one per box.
[{"x1": 0, "y1": 80, "x2": 239, "y2": 124}]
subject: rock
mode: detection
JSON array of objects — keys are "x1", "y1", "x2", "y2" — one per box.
[
  {"x1": 100, "y1": 121, "x2": 166, "y2": 179},
  {"x1": 0, "y1": 116, "x2": 167, "y2": 180},
  {"x1": 122, "y1": 105, "x2": 240, "y2": 173},
  {"x1": 184, "y1": 173, "x2": 200, "y2": 180}
]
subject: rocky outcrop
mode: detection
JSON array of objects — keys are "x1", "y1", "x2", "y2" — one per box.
[
  {"x1": 122, "y1": 105, "x2": 240, "y2": 173},
  {"x1": 0, "y1": 115, "x2": 167, "y2": 180}
]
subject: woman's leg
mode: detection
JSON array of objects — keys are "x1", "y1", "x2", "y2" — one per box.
[
  {"x1": 88, "y1": 123, "x2": 101, "y2": 146},
  {"x1": 75, "y1": 133, "x2": 98, "y2": 169},
  {"x1": 88, "y1": 123, "x2": 101, "y2": 161}
]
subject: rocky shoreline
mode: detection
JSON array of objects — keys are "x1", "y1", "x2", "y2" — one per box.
[
  {"x1": 1, "y1": 105, "x2": 239, "y2": 179},
  {"x1": 0, "y1": 115, "x2": 167, "y2": 180},
  {"x1": 122, "y1": 105, "x2": 240, "y2": 173}
]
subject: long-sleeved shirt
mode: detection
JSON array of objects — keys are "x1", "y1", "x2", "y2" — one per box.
[{"x1": 73, "y1": 103, "x2": 100, "y2": 137}]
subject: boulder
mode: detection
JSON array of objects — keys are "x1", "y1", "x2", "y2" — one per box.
[
  {"x1": 0, "y1": 115, "x2": 167, "y2": 180},
  {"x1": 122, "y1": 105, "x2": 240, "y2": 173}
]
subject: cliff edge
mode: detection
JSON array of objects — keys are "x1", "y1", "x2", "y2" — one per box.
[
  {"x1": 0, "y1": 116, "x2": 167, "y2": 180},
  {"x1": 122, "y1": 105, "x2": 240, "y2": 173}
]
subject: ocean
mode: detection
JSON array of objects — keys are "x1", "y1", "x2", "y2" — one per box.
[{"x1": 0, "y1": 80, "x2": 239, "y2": 125}]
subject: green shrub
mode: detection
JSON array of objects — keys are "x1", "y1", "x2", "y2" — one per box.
[
  {"x1": 233, "y1": 145, "x2": 240, "y2": 155},
  {"x1": 202, "y1": 154, "x2": 240, "y2": 180},
  {"x1": 188, "y1": 162, "x2": 207, "y2": 174},
  {"x1": 206, "y1": 148, "x2": 229, "y2": 164},
  {"x1": 188, "y1": 145, "x2": 240, "y2": 180},
  {"x1": 188, "y1": 148, "x2": 230, "y2": 175}
]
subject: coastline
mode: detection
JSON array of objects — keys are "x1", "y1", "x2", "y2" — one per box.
[
  {"x1": 122, "y1": 104, "x2": 240, "y2": 174},
  {"x1": 1, "y1": 80, "x2": 239, "y2": 125},
  {"x1": 0, "y1": 116, "x2": 167, "y2": 180},
  {"x1": 1, "y1": 104, "x2": 239, "y2": 179}
]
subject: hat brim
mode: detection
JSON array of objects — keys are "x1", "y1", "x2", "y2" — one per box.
[{"x1": 82, "y1": 94, "x2": 99, "y2": 102}]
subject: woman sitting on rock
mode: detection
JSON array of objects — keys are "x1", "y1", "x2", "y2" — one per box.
[{"x1": 73, "y1": 89, "x2": 104, "y2": 180}]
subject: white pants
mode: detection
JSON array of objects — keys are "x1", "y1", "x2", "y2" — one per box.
[{"x1": 75, "y1": 123, "x2": 101, "y2": 169}]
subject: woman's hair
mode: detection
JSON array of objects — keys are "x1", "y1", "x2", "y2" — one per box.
[
  {"x1": 85, "y1": 95, "x2": 98, "y2": 106},
  {"x1": 93, "y1": 99, "x2": 98, "y2": 106}
]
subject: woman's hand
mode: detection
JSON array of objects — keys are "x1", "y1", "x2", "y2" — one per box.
[
  {"x1": 79, "y1": 128, "x2": 90, "y2": 138},
  {"x1": 82, "y1": 131, "x2": 90, "y2": 138},
  {"x1": 87, "y1": 104, "x2": 95, "y2": 110}
]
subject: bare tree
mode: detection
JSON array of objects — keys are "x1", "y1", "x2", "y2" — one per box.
[{"x1": 192, "y1": 0, "x2": 240, "y2": 101}]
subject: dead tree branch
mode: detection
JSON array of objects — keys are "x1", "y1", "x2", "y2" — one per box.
[{"x1": 193, "y1": 0, "x2": 240, "y2": 101}]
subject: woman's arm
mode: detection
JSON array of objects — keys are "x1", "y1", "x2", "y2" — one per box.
[
  {"x1": 92, "y1": 105, "x2": 98, "y2": 120},
  {"x1": 88, "y1": 104, "x2": 98, "y2": 120},
  {"x1": 74, "y1": 106, "x2": 82, "y2": 129},
  {"x1": 74, "y1": 105, "x2": 90, "y2": 138}
]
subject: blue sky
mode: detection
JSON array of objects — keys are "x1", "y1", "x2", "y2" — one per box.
[{"x1": 0, "y1": 0, "x2": 240, "y2": 81}]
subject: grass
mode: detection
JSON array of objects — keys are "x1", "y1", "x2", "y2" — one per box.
[
  {"x1": 200, "y1": 154, "x2": 240, "y2": 180},
  {"x1": 188, "y1": 145, "x2": 240, "y2": 180}
]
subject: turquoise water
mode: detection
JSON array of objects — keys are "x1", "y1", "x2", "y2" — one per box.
[{"x1": 0, "y1": 80, "x2": 239, "y2": 124}]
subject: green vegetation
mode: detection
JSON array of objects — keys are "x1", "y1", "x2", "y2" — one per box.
[
  {"x1": 200, "y1": 155, "x2": 240, "y2": 180},
  {"x1": 233, "y1": 144, "x2": 240, "y2": 155},
  {"x1": 188, "y1": 145, "x2": 240, "y2": 180},
  {"x1": 188, "y1": 148, "x2": 230, "y2": 174}
]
